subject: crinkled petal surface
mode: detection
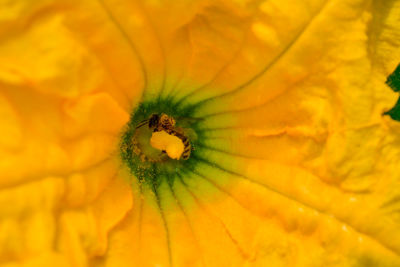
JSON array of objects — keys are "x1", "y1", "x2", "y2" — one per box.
[{"x1": 0, "y1": 0, "x2": 400, "y2": 266}]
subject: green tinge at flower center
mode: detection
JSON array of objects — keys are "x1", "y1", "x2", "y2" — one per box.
[{"x1": 120, "y1": 97, "x2": 203, "y2": 191}]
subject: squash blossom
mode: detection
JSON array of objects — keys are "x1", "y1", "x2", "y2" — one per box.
[{"x1": 1, "y1": 0, "x2": 400, "y2": 266}]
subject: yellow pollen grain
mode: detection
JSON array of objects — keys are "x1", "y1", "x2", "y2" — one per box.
[{"x1": 150, "y1": 130, "x2": 184, "y2": 160}]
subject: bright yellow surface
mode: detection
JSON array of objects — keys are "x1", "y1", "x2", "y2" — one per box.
[
  {"x1": 0, "y1": 0, "x2": 399, "y2": 267},
  {"x1": 150, "y1": 131, "x2": 184, "y2": 160}
]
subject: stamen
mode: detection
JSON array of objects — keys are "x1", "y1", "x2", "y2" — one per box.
[{"x1": 150, "y1": 130, "x2": 185, "y2": 160}]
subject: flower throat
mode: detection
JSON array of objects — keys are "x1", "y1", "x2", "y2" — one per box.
[{"x1": 120, "y1": 98, "x2": 203, "y2": 189}]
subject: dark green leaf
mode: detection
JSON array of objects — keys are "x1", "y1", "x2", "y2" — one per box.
[
  {"x1": 386, "y1": 64, "x2": 400, "y2": 92},
  {"x1": 384, "y1": 64, "x2": 400, "y2": 121}
]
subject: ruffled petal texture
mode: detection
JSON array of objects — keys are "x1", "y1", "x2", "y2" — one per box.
[{"x1": 0, "y1": 0, "x2": 399, "y2": 266}]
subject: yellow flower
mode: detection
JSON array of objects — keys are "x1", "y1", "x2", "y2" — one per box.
[{"x1": 0, "y1": 0, "x2": 400, "y2": 266}]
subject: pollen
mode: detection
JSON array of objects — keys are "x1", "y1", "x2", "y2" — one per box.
[{"x1": 150, "y1": 130, "x2": 185, "y2": 160}]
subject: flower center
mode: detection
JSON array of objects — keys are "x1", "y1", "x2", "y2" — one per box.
[
  {"x1": 120, "y1": 98, "x2": 201, "y2": 187},
  {"x1": 131, "y1": 113, "x2": 191, "y2": 162}
]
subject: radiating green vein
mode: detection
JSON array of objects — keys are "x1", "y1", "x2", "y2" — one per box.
[
  {"x1": 195, "y1": 154, "x2": 400, "y2": 256},
  {"x1": 97, "y1": 0, "x2": 148, "y2": 94},
  {"x1": 176, "y1": 173, "x2": 248, "y2": 260},
  {"x1": 152, "y1": 181, "x2": 173, "y2": 267},
  {"x1": 193, "y1": 0, "x2": 330, "y2": 108}
]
